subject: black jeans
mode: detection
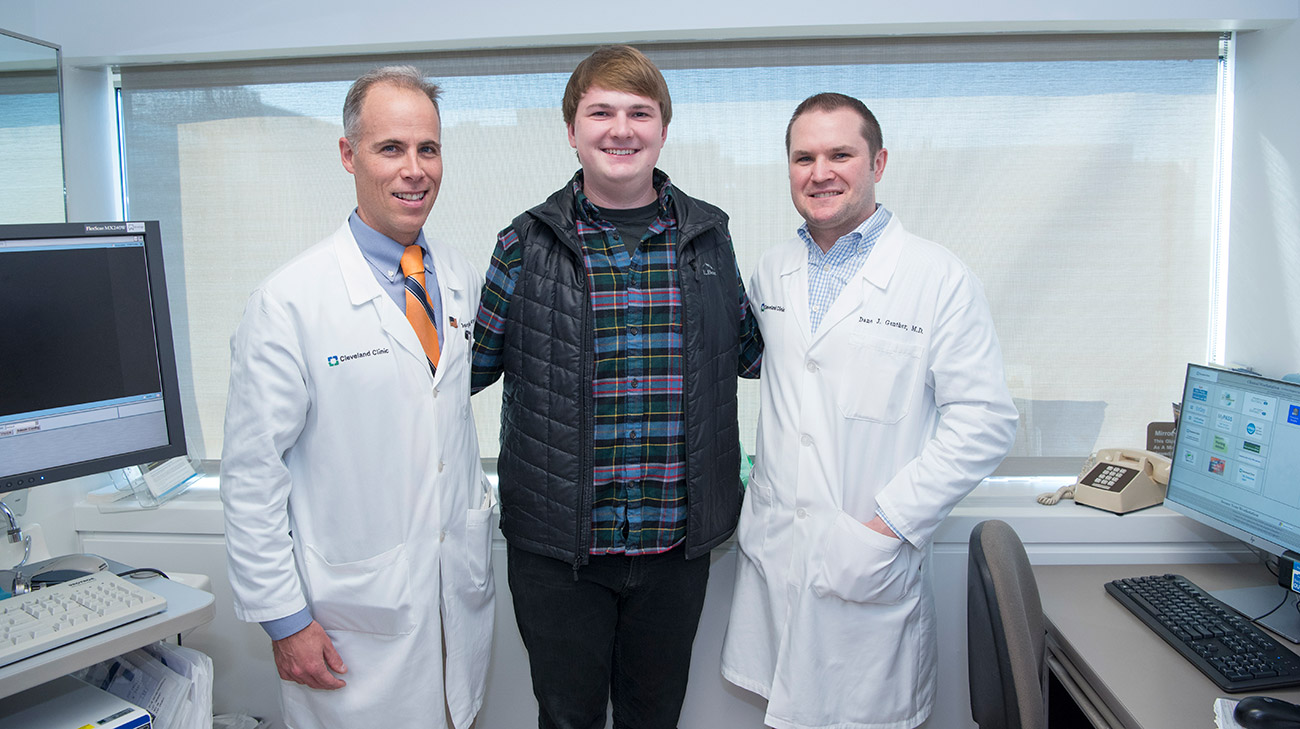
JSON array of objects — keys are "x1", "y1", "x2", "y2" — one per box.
[{"x1": 506, "y1": 544, "x2": 711, "y2": 729}]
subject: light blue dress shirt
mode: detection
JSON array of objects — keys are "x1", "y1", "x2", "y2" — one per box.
[{"x1": 349, "y1": 210, "x2": 444, "y2": 348}]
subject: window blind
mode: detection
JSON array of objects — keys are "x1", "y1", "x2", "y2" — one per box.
[{"x1": 119, "y1": 33, "x2": 1222, "y2": 470}]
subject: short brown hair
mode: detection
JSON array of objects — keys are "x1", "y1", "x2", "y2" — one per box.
[
  {"x1": 562, "y1": 45, "x2": 672, "y2": 127},
  {"x1": 785, "y1": 92, "x2": 883, "y2": 156},
  {"x1": 344, "y1": 66, "x2": 441, "y2": 145}
]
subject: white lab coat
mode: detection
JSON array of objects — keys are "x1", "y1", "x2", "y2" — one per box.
[
  {"x1": 220, "y1": 222, "x2": 494, "y2": 729},
  {"x1": 721, "y1": 216, "x2": 1017, "y2": 729}
]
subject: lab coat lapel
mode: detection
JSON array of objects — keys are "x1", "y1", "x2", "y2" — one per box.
[
  {"x1": 861, "y1": 216, "x2": 906, "y2": 292},
  {"x1": 777, "y1": 243, "x2": 812, "y2": 348},
  {"x1": 332, "y1": 224, "x2": 429, "y2": 375},
  {"x1": 427, "y1": 239, "x2": 469, "y2": 386},
  {"x1": 428, "y1": 238, "x2": 466, "y2": 316},
  {"x1": 811, "y1": 217, "x2": 907, "y2": 341}
]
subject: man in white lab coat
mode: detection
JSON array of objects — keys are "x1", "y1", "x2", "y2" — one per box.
[
  {"x1": 220, "y1": 66, "x2": 494, "y2": 729},
  {"x1": 721, "y1": 92, "x2": 1019, "y2": 729}
]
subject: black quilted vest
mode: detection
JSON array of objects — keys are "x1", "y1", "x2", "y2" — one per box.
[{"x1": 497, "y1": 182, "x2": 745, "y2": 566}]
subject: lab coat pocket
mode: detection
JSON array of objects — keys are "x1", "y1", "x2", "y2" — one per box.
[
  {"x1": 735, "y1": 481, "x2": 773, "y2": 569},
  {"x1": 810, "y1": 511, "x2": 918, "y2": 605},
  {"x1": 466, "y1": 504, "x2": 494, "y2": 591},
  {"x1": 836, "y1": 335, "x2": 922, "y2": 423},
  {"x1": 301, "y1": 542, "x2": 416, "y2": 635}
]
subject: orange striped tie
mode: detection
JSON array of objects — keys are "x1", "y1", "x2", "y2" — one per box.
[{"x1": 400, "y1": 244, "x2": 440, "y2": 371}]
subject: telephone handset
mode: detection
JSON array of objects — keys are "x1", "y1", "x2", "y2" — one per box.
[{"x1": 1037, "y1": 448, "x2": 1172, "y2": 514}]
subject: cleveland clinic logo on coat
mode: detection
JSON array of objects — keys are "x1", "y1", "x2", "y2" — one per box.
[{"x1": 327, "y1": 347, "x2": 391, "y2": 367}]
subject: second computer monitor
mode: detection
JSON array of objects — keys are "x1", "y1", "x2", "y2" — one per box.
[{"x1": 1164, "y1": 364, "x2": 1300, "y2": 561}]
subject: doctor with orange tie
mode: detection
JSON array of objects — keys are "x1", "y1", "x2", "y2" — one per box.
[{"x1": 221, "y1": 66, "x2": 493, "y2": 729}]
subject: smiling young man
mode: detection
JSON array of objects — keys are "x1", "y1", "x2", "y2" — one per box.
[
  {"x1": 472, "y1": 45, "x2": 761, "y2": 729},
  {"x1": 720, "y1": 92, "x2": 1018, "y2": 729},
  {"x1": 221, "y1": 66, "x2": 494, "y2": 729}
]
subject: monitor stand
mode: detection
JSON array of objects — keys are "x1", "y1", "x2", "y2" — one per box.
[{"x1": 1213, "y1": 585, "x2": 1300, "y2": 644}]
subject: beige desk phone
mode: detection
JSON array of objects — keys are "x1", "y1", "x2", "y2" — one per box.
[{"x1": 1037, "y1": 448, "x2": 1172, "y2": 514}]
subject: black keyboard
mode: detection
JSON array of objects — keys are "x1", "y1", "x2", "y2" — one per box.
[{"x1": 1106, "y1": 574, "x2": 1300, "y2": 692}]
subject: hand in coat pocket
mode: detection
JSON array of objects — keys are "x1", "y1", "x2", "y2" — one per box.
[{"x1": 810, "y1": 510, "x2": 919, "y2": 605}]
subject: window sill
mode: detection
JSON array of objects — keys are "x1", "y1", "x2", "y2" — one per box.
[
  {"x1": 74, "y1": 475, "x2": 224, "y2": 536},
  {"x1": 71, "y1": 473, "x2": 1242, "y2": 563}
]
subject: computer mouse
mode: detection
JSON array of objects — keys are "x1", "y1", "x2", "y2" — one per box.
[
  {"x1": 1235, "y1": 696, "x2": 1300, "y2": 729},
  {"x1": 38, "y1": 553, "x2": 109, "y2": 575},
  {"x1": 26, "y1": 553, "x2": 110, "y2": 586}
]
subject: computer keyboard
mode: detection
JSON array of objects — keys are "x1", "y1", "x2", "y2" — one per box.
[
  {"x1": 0, "y1": 571, "x2": 167, "y2": 668},
  {"x1": 1106, "y1": 573, "x2": 1300, "y2": 692}
]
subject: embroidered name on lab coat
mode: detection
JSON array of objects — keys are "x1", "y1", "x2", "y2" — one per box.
[{"x1": 859, "y1": 316, "x2": 924, "y2": 334}]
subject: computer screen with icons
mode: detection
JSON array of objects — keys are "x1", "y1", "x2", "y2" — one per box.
[
  {"x1": 1164, "y1": 363, "x2": 1300, "y2": 639},
  {"x1": 1165, "y1": 364, "x2": 1300, "y2": 558},
  {"x1": 0, "y1": 220, "x2": 186, "y2": 497}
]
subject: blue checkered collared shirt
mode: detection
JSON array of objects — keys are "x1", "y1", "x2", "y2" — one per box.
[{"x1": 800, "y1": 204, "x2": 892, "y2": 334}]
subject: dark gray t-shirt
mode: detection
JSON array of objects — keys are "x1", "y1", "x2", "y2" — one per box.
[{"x1": 593, "y1": 201, "x2": 659, "y2": 260}]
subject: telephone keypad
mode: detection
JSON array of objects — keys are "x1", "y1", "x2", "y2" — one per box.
[{"x1": 1084, "y1": 463, "x2": 1139, "y2": 492}]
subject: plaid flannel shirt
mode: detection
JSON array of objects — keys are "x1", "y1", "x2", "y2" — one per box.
[{"x1": 473, "y1": 170, "x2": 762, "y2": 554}]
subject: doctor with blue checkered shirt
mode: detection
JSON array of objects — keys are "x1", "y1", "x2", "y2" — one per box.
[{"x1": 721, "y1": 92, "x2": 1019, "y2": 729}]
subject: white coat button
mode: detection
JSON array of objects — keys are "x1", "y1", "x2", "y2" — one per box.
[
  {"x1": 805, "y1": 361, "x2": 817, "y2": 372},
  {"x1": 800, "y1": 434, "x2": 813, "y2": 447},
  {"x1": 796, "y1": 508, "x2": 808, "y2": 519},
  {"x1": 438, "y1": 461, "x2": 445, "y2": 473},
  {"x1": 433, "y1": 387, "x2": 440, "y2": 398},
  {"x1": 440, "y1": 531, "x2": 447, "y2": 542}
]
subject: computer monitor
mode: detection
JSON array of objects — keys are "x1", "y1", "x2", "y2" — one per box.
[
  {"x1": 1164, "y1": 363, "x2": 1300, "y2": 639},
  {"x1": 0, "y1": 221, "x2": 186, "y2": 497}
]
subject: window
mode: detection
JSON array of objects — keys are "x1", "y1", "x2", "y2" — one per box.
[
  {"x1": 0, "y1": 67, "x2": 63, "y2": 224},
  {"x1": 118, "y1": 34, "x2": 1223, "y2": 471}
]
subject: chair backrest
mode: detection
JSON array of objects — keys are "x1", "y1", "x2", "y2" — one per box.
[{"x1": 968, "y1": 519, "x2": 1048, "y2": 729}]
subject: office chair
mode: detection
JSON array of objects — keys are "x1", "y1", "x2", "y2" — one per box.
[{"x1": 968, "y1": 519, "x2": 1048, "y2": 729}]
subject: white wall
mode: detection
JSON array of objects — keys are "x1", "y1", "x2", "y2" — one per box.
[
  {"x1": 60, "y1": 64, "x2": 121, "y2": 222},
  {"x1": 1226, "y1": 17, "x2": 1300, "y2": 377},
  {"x1": 4, "y1": 0, "x2": 1294, "y2": 64}
]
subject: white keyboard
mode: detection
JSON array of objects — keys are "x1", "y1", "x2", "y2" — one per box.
[{"x1": 0, "y1": 571, "x2": 167, "y2": 667}]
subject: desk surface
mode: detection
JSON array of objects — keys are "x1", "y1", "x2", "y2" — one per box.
[
  {"x1": 1035, "y1": 562, "x2": 1300, "y2": 729},
  {"x1": 0, "y1": 573, "x2": 215, "y2": 699}
]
